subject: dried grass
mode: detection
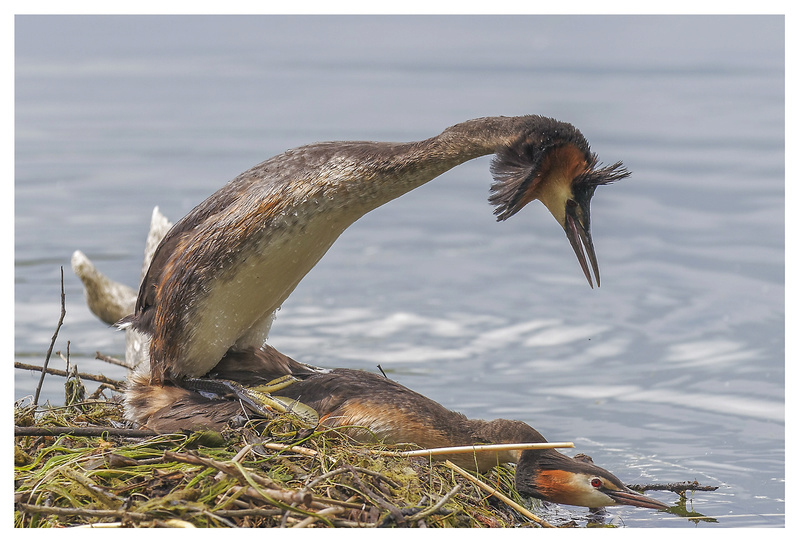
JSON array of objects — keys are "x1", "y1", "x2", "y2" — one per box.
[{"x1": 14, "y1": 397, "x2": 555, "y2": 528}]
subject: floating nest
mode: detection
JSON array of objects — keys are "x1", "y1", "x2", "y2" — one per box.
[
  {"x1": 16, "y1": 227, "x2": 718, "y2": 528},
  {"x1": 14, "y1": 393, "x2": 562, "y2": 528}
]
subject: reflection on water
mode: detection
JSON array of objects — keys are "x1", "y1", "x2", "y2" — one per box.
[{"x1": 14, "y1": 16, "x2": 784, "y2": 527}]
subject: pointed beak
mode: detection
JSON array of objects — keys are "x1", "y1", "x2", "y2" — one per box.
[
  {"x1": 564, "y1": 201, "x2": 600, "y2": 288},
  {"x1": 603, "y1": 486, "x2": 670, "y2": 510}
]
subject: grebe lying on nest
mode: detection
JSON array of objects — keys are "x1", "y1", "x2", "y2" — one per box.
[{"x1": 126, "y1": 345, "x2": 667, "y2": 511}]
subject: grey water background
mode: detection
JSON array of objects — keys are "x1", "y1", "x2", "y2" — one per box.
[{"x1": 14, "y1": 15, "x2": 784, "y2": 527}]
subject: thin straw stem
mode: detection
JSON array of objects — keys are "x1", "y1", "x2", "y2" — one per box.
[
  {"x1": 444, "y1": 460, "x2": 554, "y2": 528},
  {"x1": 375, "y1": 441, "x2": 574, "y2": 458}
]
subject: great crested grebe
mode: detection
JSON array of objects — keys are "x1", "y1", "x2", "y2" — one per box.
[
  {"x1": 126, "y1": 345, "x2": 667, "y2": 511},
  {"x1": 119, "y1": 115, "x2": 629, "y2": 385}
]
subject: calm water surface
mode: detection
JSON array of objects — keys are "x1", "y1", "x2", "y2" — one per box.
[{"x1": 14, "y1": 15, "x2": 785, "y2": 528}]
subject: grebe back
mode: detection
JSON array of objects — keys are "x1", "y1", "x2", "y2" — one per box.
[
  {"x1": 121, "y1": 116, "x2": 629, "y2": 385},
  {"x1": 126, "y1": 345, "x2": 666, "y2": 511}
]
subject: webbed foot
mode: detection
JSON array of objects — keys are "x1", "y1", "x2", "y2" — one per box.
[{"x1": 183, "y1": 377, "x2": 318, "y2": 426}]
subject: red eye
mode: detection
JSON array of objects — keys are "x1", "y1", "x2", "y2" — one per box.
[{"x1": 591, "y1": 478, "x2": 602, "y2": 488}]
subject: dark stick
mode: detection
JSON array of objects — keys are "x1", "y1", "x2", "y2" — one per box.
[
  {"x1": 346, "y1": 465, "x2": 407, "y2": 527},
  {"x1": 628, "y1": 481, "x2": 719, "y2": 494},
  {"x1": 96, "y1": 351, "x2": 135, "y2": 370},
  {"x1": 87, "y1": 384, "x2": 112, "y2": 400},
  {"x1": 15, "y1": 503, "x2": 153, "y2": 522},
  {"x1": 33, "y1": 267, "x2": 66, "y2": 407},
  {"x1": 14, "y1": 426, "x2": 158, "y2": 438},
  {"x1": 14, "y1": 362, "x2": 125, "y2": 390}
]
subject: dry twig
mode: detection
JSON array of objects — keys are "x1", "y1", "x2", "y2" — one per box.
[
  {"x1": 445, "y1": 460, "x2": 554, "y2": 528},
  {"x1": 14, "y1": 362, "x2": 125, "y2": 390},
  {"x1": 95, "y1": 351, "x2": 133, "y2": 370},
  {"x1": 34, "y1": 267, "x2": 66, "y2": 407},
  {"x1": 14, "y1": 426, "x2": 157, "y2": 438},
  {"x1": 628, "y1": 481, "x2": 719, "y2": 494},
  {"x1": 375, "y1": 441, "x2": 574, "y2": 458}
]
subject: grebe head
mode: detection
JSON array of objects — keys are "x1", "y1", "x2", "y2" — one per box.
[
  {"x1": 515, "y1": 449, "x2": 668, "y2": 510},
  {"x1": 489, "y1": 122, "x2": 630, "y2": 288}
]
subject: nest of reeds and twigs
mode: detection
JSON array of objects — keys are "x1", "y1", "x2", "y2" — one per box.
[
  {"x1": 16, "y1": 260, "x2": 719, "y2": 528},
  {"x1": 14, "y1": 395, "x2": 560, "y2": 528}
]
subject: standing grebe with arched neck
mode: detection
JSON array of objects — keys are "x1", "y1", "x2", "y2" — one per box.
[{"x1": 120, "y1": 115, "x2": 629, "y2": 385}]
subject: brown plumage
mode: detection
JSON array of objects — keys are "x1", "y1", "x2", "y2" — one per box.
[
  {"x1": 118, "y1": 116, "x2": 629, "y2": 385},
  {"x1": 126, "y1": 345, "x2": 666, "y2": 510}
]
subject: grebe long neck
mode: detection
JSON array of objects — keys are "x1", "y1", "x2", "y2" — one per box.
[
  {"x1": 132, "y1": 115, "x2": 603, "y2": 384},
  {"x1": 247, "y1": 116, "x2": 541, "y2": 217},
  {"x1": 457, "y1": 417, "x2": 550, "y2": 471}
]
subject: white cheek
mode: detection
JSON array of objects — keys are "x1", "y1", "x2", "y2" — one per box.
[
  {"x1": 579, "y1": 490, "x2": 617, "y2": 508},
  {"x1": 569, "y1": 475, "x2": 617, "y2": 508},
  {"x1": 536, "y1": 174, "x2": 573, "y2": 225}
]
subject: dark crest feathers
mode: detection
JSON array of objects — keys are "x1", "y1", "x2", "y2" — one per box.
[
  {"x1": 488, "y1": 121, "x2": 629, "y2": 220},
  {"x1": 575, "y1": 159, "x2": 631, "y2": 189},
  {"x1": 489, "y1": 138, "x2": 546, "y2": 221}
]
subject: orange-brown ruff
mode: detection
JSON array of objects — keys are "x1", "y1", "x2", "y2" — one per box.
[
  {"x1": 126, "y1": 346, "x2": 667, "y2": 510},
  {"x1": 119, "y1": 116, "x2": 629, "y2": 385}
]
